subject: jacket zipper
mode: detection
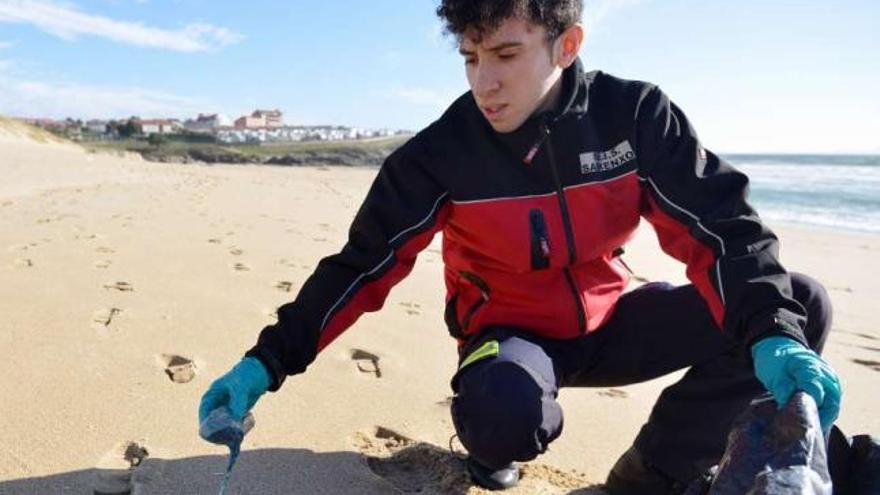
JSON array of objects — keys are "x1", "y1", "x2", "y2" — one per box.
[{"x1": 532, "y1": 122, "x2": 588, "y2": 334}]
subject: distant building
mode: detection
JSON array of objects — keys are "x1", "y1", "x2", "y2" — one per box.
[
  {"x1": 139, "y1": 119, "x2": 182, "y2": 135},
  {"x1": 184, "y1": 113, "x2": 229, "y2": 133},
  {"x1": 252, "y1": 109, "x2": 283, "y2": 128},
  {"x1": 233, "y1": 109, "x2": 284, "y2": 129},
  {"x1": 234, "y1": 115, "x2": 265, "y2": 129},
  {"x1": 215, "y1": 124, "x2": 408, "y2": 145}
]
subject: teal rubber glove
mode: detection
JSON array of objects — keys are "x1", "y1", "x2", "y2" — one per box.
[
  {"x1": 751, "y1": 336, "x2": 842, "y2": 432},
  {"x1": 199, "y1": 357, "x2": 271, "y2": 424}
]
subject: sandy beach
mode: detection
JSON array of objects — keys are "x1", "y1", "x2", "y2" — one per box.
[{"x1": 1, "y1": 123, "x2": 878, "y2": 494}]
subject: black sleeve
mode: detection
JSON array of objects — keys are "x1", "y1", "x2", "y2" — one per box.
[
  {"x1": 635, "y1": 85, "x2": 808, "y2": 348},
  {"x1": 245, "y1": 136, "x2": 450, "y2": 390}
]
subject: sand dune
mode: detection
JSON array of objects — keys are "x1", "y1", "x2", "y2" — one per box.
[{"x1": 1, "y1": 127, "x2": 877, "y2": 493}]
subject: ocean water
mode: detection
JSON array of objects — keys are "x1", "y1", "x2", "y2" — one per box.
[{"x1": 723, "y1": 154, "x2": 880, "y2": 235}]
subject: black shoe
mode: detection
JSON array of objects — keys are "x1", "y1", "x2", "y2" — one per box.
[
  {"x1": 604, "y1": 447, "x2": 688, "y2": 495},
  {"x1": 466, "y1": 457, "x2": 520, "y2": 491}
]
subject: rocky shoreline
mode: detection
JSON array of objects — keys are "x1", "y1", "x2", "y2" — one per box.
[{"x1": 140, "y1": 144, "x2": 396, "y2": 167}]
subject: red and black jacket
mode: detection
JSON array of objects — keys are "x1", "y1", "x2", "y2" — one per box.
[{"x1": 246, "y1": 59, "x2": 809, "y2": 391}]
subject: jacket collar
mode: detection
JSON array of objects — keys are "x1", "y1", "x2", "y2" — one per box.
[{"x1": 487, "y1": 57, "x2": 591, "y2": 153}]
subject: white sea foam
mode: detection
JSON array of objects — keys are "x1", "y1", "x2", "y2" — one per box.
[{"x1": 725, "y1": 155, "x2": 880, "y2": 234}]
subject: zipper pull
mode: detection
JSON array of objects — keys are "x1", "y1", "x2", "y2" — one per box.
[
  {"x1": 540, "y1": 239, "x2": 551, "y2": 258},
  {"x1": 523, "y1": 123, "x2": 551, "y2": 166}
]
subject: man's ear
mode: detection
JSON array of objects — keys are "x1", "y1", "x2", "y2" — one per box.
[{"x1": 554, "y1": 23, "x2": 584, "y2": 68}]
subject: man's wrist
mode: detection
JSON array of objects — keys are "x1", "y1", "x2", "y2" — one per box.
[
  {"x1": 243, "y1": 348, "x2": 286, "y2": 392},
  {"x1": 745, "y1": 308, "x2": 809, "y2": 350},
  {"x1": 241, "y1": 356, "x2": 272, "y2": 393}
]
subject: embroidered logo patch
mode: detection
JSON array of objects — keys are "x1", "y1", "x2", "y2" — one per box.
[{"x1": 579, "y1": 140, "x2": 636, "y2": 174}]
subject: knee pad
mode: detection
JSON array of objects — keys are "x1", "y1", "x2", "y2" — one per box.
[{"x1": 452, "y1": 360, "x2": 563, "y2": 469}]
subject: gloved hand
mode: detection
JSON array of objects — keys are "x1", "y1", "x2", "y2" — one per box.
[
  {"x1": 199, "y1": 357, "x2": 271, "y2": 424},
  {"x1": 751, "y1": 336, "x2": 842, "y2": 432}
]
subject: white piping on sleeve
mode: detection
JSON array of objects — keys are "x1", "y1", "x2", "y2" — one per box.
[
  {"x1": 642, "y1": 176, "x2": 727, "y2": 306},
  {"x1": 320, "y1": 251, "x2": 394, "y2": 331},
  {"x1": 320, "y1": 191, "x2": 449, "y2": 332},
  {"x1": 389, "y1": 192, "x2": 449, "y2": 245}
]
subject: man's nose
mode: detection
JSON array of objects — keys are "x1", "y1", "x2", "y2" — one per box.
[{"x1": 472, "y1": 66, "x2": 501, "y2": 98}]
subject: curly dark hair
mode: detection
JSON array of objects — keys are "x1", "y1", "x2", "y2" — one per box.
[{"x1": 436, "y1": 0, "x2": 583, "y2": 41}]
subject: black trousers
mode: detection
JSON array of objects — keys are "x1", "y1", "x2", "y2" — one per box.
[{"x1": 450, "y1": 273, "x2": 832, "y2": 483}]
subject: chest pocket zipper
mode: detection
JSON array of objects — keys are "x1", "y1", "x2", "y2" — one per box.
[{"x1": 530, "y1": 209, "x2": 551, "y2": 270}]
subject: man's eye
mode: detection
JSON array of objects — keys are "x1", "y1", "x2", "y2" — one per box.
[{"x1": 498, "y1": 53, "x2": 516, "y2": 60}]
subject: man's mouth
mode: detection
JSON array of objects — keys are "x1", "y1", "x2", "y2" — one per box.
[{"x1": 481, "y1": 104, "x2": 508, "y2": 121}]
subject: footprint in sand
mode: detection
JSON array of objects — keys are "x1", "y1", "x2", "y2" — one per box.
[
  {"x1": 398, "y1": 302, "x2": 422, "y2": 316},
  {"x1": 94, "y1": 440, "x2": 165, "y2": 495},
  {"x1": 12, "y1": 258, "x2": 34, "y2": 268},
  {"x1": 92, "y1": 308, "x2": 122, "y2": 333},
  {"x1": 598, "y1": 388, "x2": 629, "y2": 399},
  {"x1": 275, "y1": 281, "x2": 293, "y2": 292},
  {"x1": 278, "y1": 258, "x2": 298, "y2": 268},
  {"x1": 353, "y1": 426, "x2": 598, "y2": 494},
  {"x1": 852, "y1": 359, "x2": 880, "y2": 372},
  {"x1": 351, "y1": 349, "x2": 382, "y2": 378},
  {"x1": 353, "y1": 426, "x2": 466, "y2": 493},
  {"x1": 103, "y1": 281, "x2": 134, "y2": 292},
  {"x1": 312, "y1": 237, "x2": 328, "y2": 243},
  {"x1": 232, "y1": 262, "x2": 250, "y2": 272},
  {"x1": 11, "y1": 241, "x2": 40, "y2": 251},
  {"x1": 96, "y1": 246, "x2": 116, "y2": 254},
  {"x1": 207, "y1": 238, "x2": 222, "y2": 244},
  {"x1": 159, "y1": 354, "x2": 197, "y2": 384},
  {"x1": 95, "y1": 260, "x2": 112, "y2": 269},
  {"x1": 229, "y1": 248, "x2": 244, "y2": 256}
]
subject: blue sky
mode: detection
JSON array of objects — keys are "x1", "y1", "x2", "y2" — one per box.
[{"x1": 0, "y1": 0, "x2": 877, "y2": 153}]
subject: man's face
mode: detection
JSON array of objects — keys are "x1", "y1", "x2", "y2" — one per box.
[{"x1": 460, "y1": 17, "x2": 563, "y2": 133}]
